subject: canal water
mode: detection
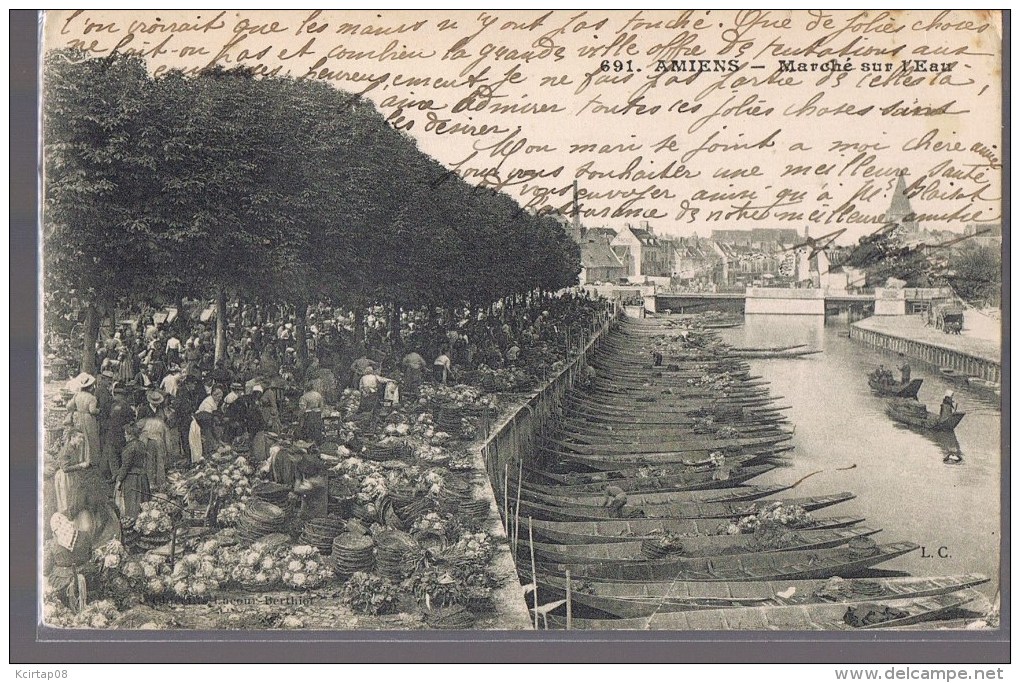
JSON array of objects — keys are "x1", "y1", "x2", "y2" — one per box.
[{"x1": 717, "y1": 315, "x2": 1002, "y2": 599}]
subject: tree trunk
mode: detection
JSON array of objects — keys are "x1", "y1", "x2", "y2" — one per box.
[
  {"x1": 214, "y1": 288, "x2": 228, "y2": 364},
  {"x1": 175, "y1": 296, "x2": 185, "y2": 336},
  {"x1": 80, "y1": 303, "x2": 101, "y2": 375},
  {"x1": 294, "y1": 299, "x2": 308, "y2": 366}
]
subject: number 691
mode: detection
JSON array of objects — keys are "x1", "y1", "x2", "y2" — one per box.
[{"x1": 600, "y1": 60, "x2": 635, "y2": 73}]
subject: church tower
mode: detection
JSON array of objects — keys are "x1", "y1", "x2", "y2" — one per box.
[{"x1": 885, "y1": 173, "x2": 918, "y2": 234}]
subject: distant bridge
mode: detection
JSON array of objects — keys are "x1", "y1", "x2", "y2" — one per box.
[{"x1": 652, "y1": 287, "x2": 950, "y2": 317}]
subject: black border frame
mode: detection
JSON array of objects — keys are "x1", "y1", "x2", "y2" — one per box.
[{"x1": 10, "y1": 8, "x2": 1010, "y2": 663}]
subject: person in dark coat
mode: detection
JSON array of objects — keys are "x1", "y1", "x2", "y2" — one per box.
[
  {"x1": 98, "y1": 388, "x2": 135, "y2": 494},
  {"x1": 114, "y1": 422, "x2": 150, "y2": 520},
  {"x1": 898, "y1": 354, "x2": 911, "y2": 383},
  {"x1": 173, "y1": 373, "x2": 203, "y2": 463}
]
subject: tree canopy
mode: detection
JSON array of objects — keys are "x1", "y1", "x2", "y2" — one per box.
[{"x1": 43, "y1": 50, "x2": 581, "y2": 365}]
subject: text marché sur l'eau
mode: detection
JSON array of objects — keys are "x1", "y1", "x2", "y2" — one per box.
[{"x1": 779, "y1": 58, "x2": 957, "y2": 73}]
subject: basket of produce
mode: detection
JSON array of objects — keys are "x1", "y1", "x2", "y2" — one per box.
[
  {"x1": 848, "y1": 536, "x2": 880, "y2": 558},
  {"x1": 387, "y1": 483, "x2": 419, "y2": 508},
  {"x1": 374, "y1": 530, "x2": 420, "y2": 582},
  {"x1": 329, "y1": 532, "x2": 375, "y2": 576},
  {"x1": 393, "y1": 497, "x2": 432, "y2": 525},
  {"x1": 363, "y1": 441, "x2": 403, "y2": 462},
  {"x1": 236, "y1": 501, "x2": 288, "y2": 544},
  {"x1": 252, "y1": 482, "x2": 291, "y2": 506},
  {"x1": 300, "y1": 516, "x2": 347, "y2": 555}
]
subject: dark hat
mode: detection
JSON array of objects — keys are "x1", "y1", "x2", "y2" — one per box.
[{"x1": 146, "y1": 389, "x2": 165, "y2": 405}]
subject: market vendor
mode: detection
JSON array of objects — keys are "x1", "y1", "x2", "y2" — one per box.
[
  {"x1": 45, "y1": 488, "x2": 122, "y2": 610},
  {"x1": 137, "y1": 389, "x2": 178, "y2": 485},
  {"x1": 114, "y1": 421, "x2": 150, "y2": 519},
  {"x1": 401, "y1": 351, "x2": 427, "y2": 400},
  {"x1": 298, "y1": 381, "x2": 325, "y2": 444},
  {"x1": 350, "y1": 356, "x2": 374, "y2": 389},
  {"x1": 188, "y1": 387, "x2": 222, "y2": 465},
  {"x1": 98, "y1": 386, "x2": 135, "y2": 494},
  {"x1": 358, "y1": 366, "x2": 394, "y2": 416},
  {"x1": 433, "y1": 352, "x2": 452, "y2": 384}
]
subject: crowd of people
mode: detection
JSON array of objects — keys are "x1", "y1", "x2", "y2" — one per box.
[{"x1": 44, "y1": 291, "x2": 613, "y2": 577}]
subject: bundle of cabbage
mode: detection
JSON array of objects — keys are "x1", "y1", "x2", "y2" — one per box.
[
  {"x1": 93, "y1": 539, "x2": 127, "y2": 571},
  {"x1": 227, "y1": 543, "x2": 284, "y2": 590},
  {"x1": 185, "y1": 456, "x2": 254, "y2": 505},
  {"x1": 134, "y1": 503, "x2": 174, "y2": 536},
  {"x1": 120, "y1": 552, "x2": 174, "y2": 597},
  {"x1": 280, "y1": 545, "x2": 335, "y2": 590},
  {"x1": 169, "y1": 551, "x2": 225, "y2": 599}
]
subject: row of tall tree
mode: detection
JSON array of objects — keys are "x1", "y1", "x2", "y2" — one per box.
[{"x1": 43, "y1": 50, "x2": 581, "y2": 373}]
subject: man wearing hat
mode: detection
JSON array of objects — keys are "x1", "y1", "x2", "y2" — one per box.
[
  {"x1": 138, "y1": 389, "x2": 168, "y2": 422},
  {"x1": 137, "y1": 389, "x2": 176, "y2": 489},
  {"x1": 940, "y1": 391, "x2": 958, "y2": 420}
]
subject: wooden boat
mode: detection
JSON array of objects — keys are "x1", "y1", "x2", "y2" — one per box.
[
  {"x1": 556, "y1": 418, "x2": 788, "y2": 437},
  {"x1": 528, "y1": 454, "x2": 771, "y2": 484},
  {"x1": 537, "y1": 573, "x2": 989, "y2": 618},
  {"x1": 731, "y1": 349, "x2": 822, "y2": 359},
  {"x1": 965, "y1": 377, "x2": 1001, "y2": 396},
  {"x1": 522, "y1": 464, "x2": 776, "y2": 494},
  {"x1": 527, "y1": 526, "x2": 880, "y2": 564},
  {"x1": 566, "y1": 389, "x2": 783, "y2": 410},
  {"x1": 529, "y1": 516, "x2": 868, "y2": 545},
  {"x1": 547, "y1": 432, "x2": 792, "y2": 455},
  {"x1": 544, "y1": 588, "x2": 982, "y2": 630},
  {"x1": 886, "y1": 399, "x2": 965, "y2": 432},
  {"x1": 547, "y1": 444, "x2": 793, "y2": 471},
  {"x1": 588, "y1": 388, "x2": 772, "y2": 402},
  {"x1": 537, "y1": 541, "x2": 918, "y2": 582},
  {"x1": 562, "y1": 405, "x2": 790, "y2": 426},
  {"x1": 518, "y1": 483, "x2": 791, "y2": 507},
  {"x1": 595, "y1": 377, "x2": 767, "y2": 393},
  {"x1": 868, "y1": 376, "x2": 923, "y2": 399},
  {"x1": 516, "y1": 492, "x2": 854, "y2": 522}
]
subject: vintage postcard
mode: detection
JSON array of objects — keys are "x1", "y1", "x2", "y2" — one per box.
[{"x1": 38, "y1": 9, "x2": 1003, "y2": 636}]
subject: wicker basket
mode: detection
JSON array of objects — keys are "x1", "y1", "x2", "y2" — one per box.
[
  {"x1": 330, "y1": 532, "x2": 376, "y2": 575},
  {"x1": 374, "y1": 530, "x2": 420, "y2": 582}
]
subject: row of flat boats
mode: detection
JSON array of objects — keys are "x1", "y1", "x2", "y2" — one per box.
[{"x1": 510, "y1": 316, "x2": 990, "y2": 630}]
